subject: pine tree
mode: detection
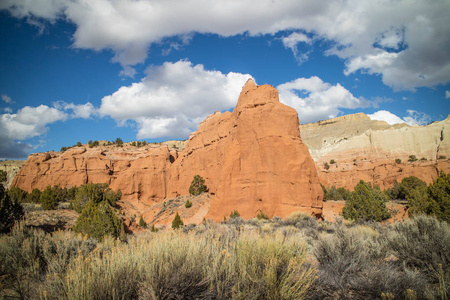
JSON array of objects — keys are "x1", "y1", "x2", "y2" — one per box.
[
  {"x1": 138, "y1": 216, "x2": 146, "y2": 228},
  {"x1": 172, "y1": 212, "x2": 184, "y2": 229},
  {"x1": 0, "y1": 185, "x2": 24, "y2": 233},
  {"x1": 189, "y1": 175, "x2": 207, "y2": 196}
]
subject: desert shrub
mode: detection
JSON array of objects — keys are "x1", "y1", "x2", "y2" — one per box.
[
  {"x1": 438, "y1": 155, "x2": 447, "y2": 160},
  {"x1": 234, "y1": 233, "x2": 316, "y2": 300},
  {"x1": 189, "y1": 175, "x2": 207, "y2": 196},
  {"x1": 27, "y1": 188, "x2": 41, "y2": 203},
  {"x1": 76, "y1": 141, "x2": 82, "y2": 147},
  {"x1": 343, "y1": 180, "x2": 391, "y2": 222},
  {"x1": 283, "y1": 211, "x2": 319, "y2": 239},
  {"x1": 256, "y1": 210, "x2": 269, "y2": 220},
  {"x1": 73, "y1": 200, "x2": 123, "y2": 240},
  {"x1": 408, "y1": 155, "x2": 418, "y2": 162},
  {"x1": 7, "y1": 186, "x2": 28, "y2": 203},
  {"x1": 0, "y1": 170, "x2": 7, "y2": 183},
  {"x1": 40, "y1": 185, "x2": 58, "y2": 210},
  {"x1": 172, "y1": 212, "x2": 184, "y2": 229},
  {"x1": 322, "y1": 184, "x2": 351, "y2": 201},
  {"x1": 138, "y1": 216, "x2": 146, "y2": 228},
  {"x1": 427, "y1": 171, "x2": 450, "y2": 223},
  {"x1": 323, "y1": 162, "x2": 330, "y2": 170},
  {"x1": 72, "y1": 183, "x2": 121, "y2": 213},
  {"x1": 230, "y1": 209, "x2": 240, "y2": 219},
  {"x1": 150, "y1": 224, "x2": 158, "y2": 232},
  {"x1": 131, "y1": 141, "x2": 136, "y2": 146},
  {"x1": 185, "y1": 199, "x2": 192, "y2": 208},
  {"x1": 398, "y1": 176, "x2": 427, "y2": 200},
  {"x1": 0, "y1": 186, "x2": 24, "y2": 234},
  {"x1": 309, "y1": 224, "x2": 427, "y2": 299},
  {"x1": 115, "y1": 137, "x2": 123, "y2": 147},
  {"x1": 395, "y1": 158, "x2": 401, "y2": 164},
  {"x1": 386, "y1": 215, "x2": 450, "y2": 297},
  {"x1": 330, "y1": 159, "x2": 336, "y2": 164}
]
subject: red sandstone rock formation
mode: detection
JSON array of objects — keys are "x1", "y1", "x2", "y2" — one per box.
[
  {"x1": 12, "y1": 79, "x2": 324, "y2": 221},
  {"x1": 167, "y1": 79, "x2": 323, "y2": 220}
]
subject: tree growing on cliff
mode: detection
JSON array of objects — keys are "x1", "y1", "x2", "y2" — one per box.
[
  {"x1": 172, "y1": 212, "x2": 183, "y2": 229},
  {"x1": 189, "y1": 175, "x2": 207, "y2": 196},
  {"x1": 343, "y1": 180, "x2": 391, "y2": 222}
]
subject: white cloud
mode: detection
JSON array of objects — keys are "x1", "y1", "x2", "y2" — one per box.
[
  {"x1": 0, "y1": 105, "x2": 68, "y2": 158},
  {"x1": 277, "y1": 76, "x2": 363, "y2": 124},
  {"x1": 99, "y1": 60, "x2": 252, "y2": 138},
  {"x1": 1, "y1": 94, "x2": 13, "y2": 104},
  {"x1": 446, "y1": 91, "x2": 450, "y2": 99},
  {"x1": 281, "y1": 32, "x2": 311, "y2": 64},
  {"x1": 403, "y1": 109, "x2": 431, "y2": 126},
  {"x1": 54, "y1": 101, "x2": 96, "y2": 119},
  {"x1": 1, "y1": 0, "x2": 448, "y2": 88},
  {"x1": 368, "y1": 110, "x2": 405, "y2": 125},
  {"x1": 368, "y1": 109, "x2": 431, "y2": 126}
]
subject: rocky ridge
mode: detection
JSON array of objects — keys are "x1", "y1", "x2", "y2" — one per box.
[{"x1": 300, "y1": 114, "x2": 450, "y2": 190}]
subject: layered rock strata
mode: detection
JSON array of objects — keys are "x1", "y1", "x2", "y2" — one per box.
[{"x1": 300, "y1": 114, "x2": 450, "y2": 190}]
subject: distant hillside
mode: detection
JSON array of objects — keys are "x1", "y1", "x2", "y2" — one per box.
[{"x1": 300, "y1": 114, "x2": 450, "y2": 190}]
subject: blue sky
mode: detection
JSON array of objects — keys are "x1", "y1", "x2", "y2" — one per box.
[{"x1": 0, "y1": 0, "x2": 449, "y2": 159}]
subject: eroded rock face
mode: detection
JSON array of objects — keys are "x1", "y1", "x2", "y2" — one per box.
[
  {"x1": 300, "y1": 114, "x2": 450, "y2": 190},
  {"x1": 167, "y1": 79, "x2": 323, "y2": 220},
  {"x1": 12, "y1": 80, "x2": 324, "y2": 221}
]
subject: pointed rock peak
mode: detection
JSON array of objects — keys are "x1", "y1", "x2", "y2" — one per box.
[
  {"x1": 242, "y1": 78, "x2": 256, "y2": 92},
  {"x1": 234, "y1": 78, "x2": 279, "y2": 113}
]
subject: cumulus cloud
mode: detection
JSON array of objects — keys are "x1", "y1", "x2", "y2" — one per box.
[
  {"x1": 1, "y1": 94, "x2": 14, "y2": 104},
  {"x1": 403, "y1": 109, "x2": 431, "y2": 126},
  {"x1": 368, "y1": 109, "x2": 431, "y2": 126},
  {"x1": 277, "y1": 76, "x2": 363, "y2": 124},
  {"x1": 281, "y1": 32, "x2": 311, "y2": 64},
  {"x1": 368, "y1": 110, "x2": 405, "y2": 125},
  {"x1": 0, "y1": 105, "x2": 68, "y2": 158},
  {"x1": 54, "y1": 101, "x2": 96, "y2": 119},
  {"x1": 1, "y1": 0, "x2": 448, "y2": 89},
  {"x1": 99, "y1": 60, "x2": 251, "y2": 138}
]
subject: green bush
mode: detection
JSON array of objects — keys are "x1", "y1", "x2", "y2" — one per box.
[
  {"x1": 427, "y1": 171, "x2": 450, "y2": 223},
  {"x1": 343, "y1": 180, "x2": 391, "y2": 222},
  {"x1": 138, "y1": 216, "x2": 146, "y2": 228},
  {"x1": 40, "y1": 186, "x2": 58, "y2": 210},
  {"x1": 7, "y1": 187, "x2": 28, "y2": 203},
  {"x1": 72, "y1": 183, "x2": 121, "y2": 213},
  {"x1": 0, "y1": 185, "x2": 24, "y2": 234},
  {"x1": 172, "y1": 212, "x2": 184, "y2": 229},
  {"x1": 73, "y1": 200, "x2": 123, "y2": 240},
  {"x1": 330, "y1": 159, "x2": 336, "y2": 164},
  {"x1": 189, "y1": 175, "x2": 207, "y2": 196},
  {"x1": 256, "y1": 210, "x2": 269, "y2": 220},
  {"x1": 323, "y1": 162, "x2": 330, "y2": 170},
  {"x1": 0, "y1": 170, "x2": 7, "y2": 183},
  {"x1": 322, "y1": 184, "x2": 351, "y2": 201},
  {"x1": 115, "y1": 137, "x2": 123, "y2": 147},
  {"x1": 395, "y1": 158, "x2": 401, "y2": 164},
  {"x1": 408, "y1": 155, "x2": 418, "y2": 162},
  {"x1": 27, "y1": 188, "x2": 41, "y2": 203},
  {"x1": 230, "y1": 210, "x2": 240, "y2": 219},
  {"x1": 387, "y1": 214, "x2": 450, "y2": 295},
  {"x1": 185, "y1": 199, "x2": 192, "y2": 208}
]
